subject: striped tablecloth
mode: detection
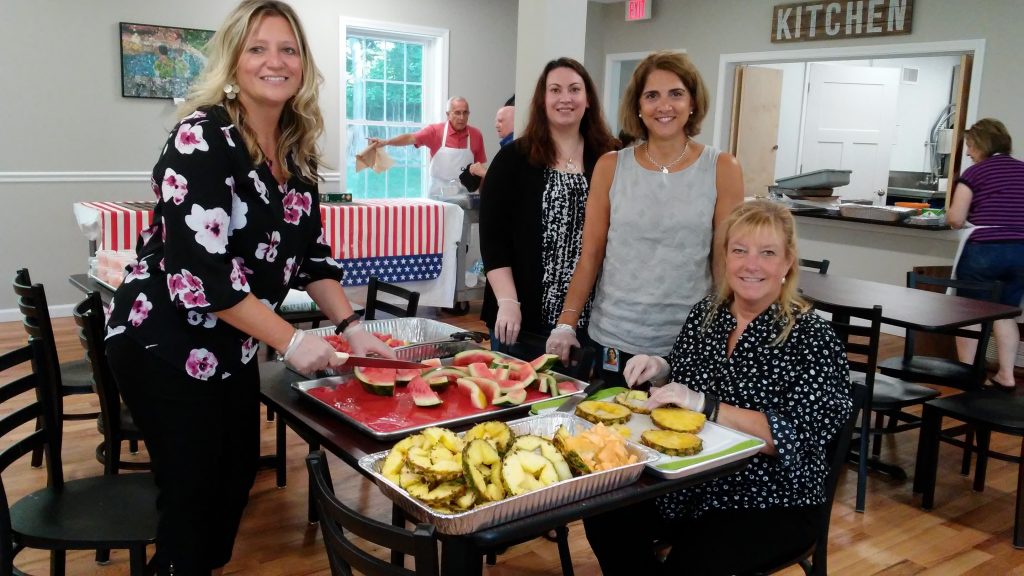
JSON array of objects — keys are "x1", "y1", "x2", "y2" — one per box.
[{"x1": 73, "y1": 199, "x2": 447, "y2": 287}]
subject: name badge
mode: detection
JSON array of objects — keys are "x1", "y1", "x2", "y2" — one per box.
[{"x1": 602, "y1": 347, "x2": 620, "y2": 372}]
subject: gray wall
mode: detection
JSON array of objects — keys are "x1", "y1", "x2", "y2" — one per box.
[
  {"x1": 0, "y1": 0, "x2": 516, "y2": 314},
  {"x1": 587, "y1": 0, "x2": 1024, "y2": 152}
]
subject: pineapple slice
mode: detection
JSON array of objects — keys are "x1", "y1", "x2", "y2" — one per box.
[
  {"x1": 462, "y1": 439, "x2": 505, "y2": 502},
  {"x1": 650, "y1": 407, "x2": 706, "y2": 433},
  {"x1": 614, "y1": 389, "x2": 652, "y2": 414},
  {"x1": 463, "y1": 420, "x2": 515, "y2": 455},
  {"x1": 502, "y1": 450, "x2": 560, "y2": 495},
  {"x1": 417, "y1": 481, "x2": 467, "y2": 505},
  {"x1": 641, "y1": 429, "x2": 703, "y2": 456},
  {"x1": 574, "y1": 400, "x2": 632, "y2": 425},
  {"x1": 381, "y1": 435, "x2": 416, "y2": 484},
  {"x1": 509, "y1": 435, "x2": 573, "y2": 481}
]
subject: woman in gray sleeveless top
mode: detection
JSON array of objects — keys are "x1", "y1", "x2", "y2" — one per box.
[{"x1": 546, "y1": 51, "x2": 744, "y2": 388}]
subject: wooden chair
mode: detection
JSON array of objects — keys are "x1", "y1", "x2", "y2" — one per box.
[
  {"x1": 306, "y1": 450, "x2": 440, "y2": 576},
  {"x1": 799, "y1": 258, "x2": 831, "y2": 275},
  {"x1": 0, "y1": 338, "x2": 158, "y2": 575},
  {"x1": 73, "y1": 291, "x2": 150, "y2": 474},
  {"x1": 755, "y1": 383, "x2": 865, "y2": 575},
  {"x1": 13, "y1": 268, "x2": 99, "y2": 467},
  {"x1": 364, "y1": 276, "x2": 420, "y2": 320}
]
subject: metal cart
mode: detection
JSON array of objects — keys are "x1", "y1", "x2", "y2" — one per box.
[{"x1": 443, "y1": 192, "x2": 483, "y2": 314}]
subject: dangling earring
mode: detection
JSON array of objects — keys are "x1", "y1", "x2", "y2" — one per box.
[{"x1": 224, "y1": 82, "x2": 240, "y2": 100}]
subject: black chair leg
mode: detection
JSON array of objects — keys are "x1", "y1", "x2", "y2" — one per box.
[
  {"x1": 31, "y1": 417, "x2": 44, "y2": 468},
  {"x1": 129, "y1": 439, "x2": 140, "y2": 454},
  {"x1": 973, "y1": 427, "x2": 991, "y2": 492},
  {"x1": 485, "y1": 552, "x2": 497, "y2": 566},
  {"x1": 267, "y1": 406, "x2": 276, "y2": 421},
  {"x1": 275, "y1": 418, "x2": 287, "y2": 488},
  {"x1": 855, "y1": 409, "x2": 871, "y2": 512},
  {"x1": 555, "y1": 524, "x2": 574, "y2": 576},
  {"x1": 51, "y1": 549, "x2": 66, "y2": 576},
  {"x1": 872, "y1": 412, "x2": 885, "y2": 458},
  {"x1": 391, "y1": 502, "x2": 406, "y2": 566},
  {"x1": 95, "y1": 549, "x2": 111, "y2": 564},
  {"x1": 307, "y1": 440, "x2": 320, "y2": 523},
  {"x1": 129, "y1": 544, "x2": 147, "y2": 576},
  {"x1": 1015, "y1": 438, "x2": 1024, "y2": 549},
  {"x1": 961, "y1": 427, "x2": 975, "y2": 476}
]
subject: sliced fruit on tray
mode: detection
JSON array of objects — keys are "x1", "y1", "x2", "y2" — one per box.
[
  {"x1": 354, "y1": 366, "x2": 397, "y2": 396},
  {"x1": 463, "y1": 439, "x2": 505, "y2": 502},
  {"x1": 614, "y1": 389, "x2": 652, "y2": 414},
  {"x1": 457, "y1": 377, "x2": 500, "y2": 402},
  {"x1": 508, "y1": 435, "x2": 572, "y2": 481},
  {"x1": 456, "y1": 378, "x2": 488, "y2": 409},
  {"x1": 530, "y1": 353, "x2": 560, "y2": 372},
  {"x1": 416, "y1": 480, "x2": 466, "y2": 505},
  {"x1": 553, "y1": 423, "x2": 638, "y2": 475},
  {"x1": 503, "y1": 360, "x2": 537, "y2": 387},
  {"x1": 574, "y1": 400, "x2": 632, "y2": 425},
  {"x1": 381, "y1": 435, "x2": 417, "y2": 484},
  {"x1": 641, "y1": 429, "x2": 703, "y2": 456},
  {"x1": 395, "y1": 368, "x2": 421, "y2": 384},
  {"x1": 463, "y1": 421, "x2": 515, "y2": 455},
  {"x1": 502, "y1": 449, "x2": 560, "y2": 496},
  {"x1": 407, "y1": 376, "x2": 442, "y2": 407},
  {"x1": 420, "y1": 358, "x2": 443, "y2": 371},
  {"x1": 421, "y1": 367, "x2": 466, "y2": 388},
  {"x1": 406, "y1": 427, "x2": 464, "y2": 482},
  {"x1": 537, "y1": 372, "x2": 555, "y2": 394},
  {"x1": 467, "y1": 362, "x2": 509, "y2": 381},
  {"x1": 650, "y1": 407, "x2": 706, "y2": 433},
  {"x1": 452, "y1": 349, "x2": 503, "y2": 367},
  {"x1": 492, "y1": 388, "x2": 527, "y2": 406}
]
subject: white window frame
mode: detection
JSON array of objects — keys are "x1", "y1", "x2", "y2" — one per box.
[{"x1": 339, "y1": 17, "x2": 449, "y2": 197}]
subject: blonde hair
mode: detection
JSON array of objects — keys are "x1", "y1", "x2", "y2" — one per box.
[
  {"x1": 705, "y1": 200, "x2": 810, "y2": 345},
  {"x1": 178, "y1": 0, "x2": 325, "y2": 183},
  {"x1": 965, "y1": 117, "x2": 1012, "y2": 158},
  {"x1": 618, "y1": 51, "x2": 709, "y2": 142}
]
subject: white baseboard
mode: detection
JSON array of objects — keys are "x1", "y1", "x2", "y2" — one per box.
[{"x1": 0, "y1": 304, "x2": 74, "y2": 323}]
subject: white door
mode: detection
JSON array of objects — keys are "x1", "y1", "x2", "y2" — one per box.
[{"x1": 800, "y1": 63, "x2": 900, "y2": 201}]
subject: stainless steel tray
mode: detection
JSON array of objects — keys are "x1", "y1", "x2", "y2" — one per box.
[
  {"x1": 291, "y1": 350, "x2": 589, "y2": 440},
  {"x1": 839, "y1": 204, "x2": 919, "y2": 222},
  {"x1": 776, "y1": 168, "x2": 852, "y2": 189},
  {"x1": 358, "y1": 412, "x2": 660, "y2": 534}
]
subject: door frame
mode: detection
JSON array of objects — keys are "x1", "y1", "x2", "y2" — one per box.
[
  {"x1": 603, "y1": 49, "x2": 684, "y2": 136},
  {"x1": 711, "y1": 40, "x2": 986, "y2": 155}
]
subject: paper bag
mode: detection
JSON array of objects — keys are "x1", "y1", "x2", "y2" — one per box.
[{"x1": 355, "y1": 145, "x2": 395, "y2": 174}]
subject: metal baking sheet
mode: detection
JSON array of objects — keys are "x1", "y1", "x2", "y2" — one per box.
[
  {"x1": 532, "y1": 387, "x2": 766, "y2": 480},
  {"x1": 291, "y1": 350, "x2": 589, "y2": 440},
  {"x1": 358, "y1": 412, "x2": 660, "y2": 535}
]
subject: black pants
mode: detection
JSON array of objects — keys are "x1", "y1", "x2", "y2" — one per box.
[
  {"x1": 583, "y1": 499, "x2": 818, "y2": 575},
  {"x1": 107, "y1": 336, "x2": 260, "y2": 576}
]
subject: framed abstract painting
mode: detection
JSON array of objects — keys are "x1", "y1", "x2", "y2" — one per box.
[{"x1": 120, "y1": 22, "x2": 215, "y2": 99}]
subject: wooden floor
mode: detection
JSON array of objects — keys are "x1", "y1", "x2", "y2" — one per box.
[{"x1": 3, "y1": 303, "x2": 1023, "y2": 575}]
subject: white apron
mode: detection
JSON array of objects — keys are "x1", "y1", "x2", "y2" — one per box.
[{"x1": 428, "y1": 122, "x2": 474, "y2": 198}]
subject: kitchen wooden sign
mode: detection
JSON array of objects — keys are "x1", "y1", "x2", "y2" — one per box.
[{"x1": 771, "y1": 0, "x2": 913, "y2": 43}]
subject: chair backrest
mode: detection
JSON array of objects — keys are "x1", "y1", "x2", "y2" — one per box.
[
  {"x1": 73, "y1": 292, "x2": 123, "y2": 475},
  {"x1": 306, "y1": 451, "x2": 439, "y2": 576},
  {"x1": 814, "y1": 300, "x2": 882, "y2": 391},
  {"x1": 12, "y1": 269, "x2": 61, "y2": 374},
  {"x1": 364, "y1": 276, "x2": 420, "y2": 321},
  {"x1": 799, "y1": 258, "x2": 831, "y2": 275},
  {"x1": 905, "y1": 271, "x2": 1002, "y2": 385}
]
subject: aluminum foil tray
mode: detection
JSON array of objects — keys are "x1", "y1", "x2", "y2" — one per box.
[
  {"x1": 358, "y1": 412, "x2": 660, "y2": 534},
  {"x1": 839, "y1": 204, "x2": 919, "y2": 222}
]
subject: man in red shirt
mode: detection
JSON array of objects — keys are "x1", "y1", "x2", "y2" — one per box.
[{"x1": 370, "y1": 97, "x2": 486, "y2": 197}]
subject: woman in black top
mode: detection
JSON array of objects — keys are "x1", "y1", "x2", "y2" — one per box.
[
  {"x1": 584, "y1": 201, "x2": 852, "y2": 575},
  {"x1": 105, "y1": 2, "x2": 392, "y2": 573},
  {"x1": 479, "y1": 57, "x2": 617, "y2": 361}
]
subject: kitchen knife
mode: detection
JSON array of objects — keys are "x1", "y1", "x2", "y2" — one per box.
[{"x1": 333, "y1": 352, "x2": 431, "y2": 370}]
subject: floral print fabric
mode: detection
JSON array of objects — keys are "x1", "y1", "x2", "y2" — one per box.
[
  {"x1": 106, "y1": 105, "x2": 343, "y2": 381},
  {"x1": 656, "y1": 296, "x2": 852, "y2": 519}
]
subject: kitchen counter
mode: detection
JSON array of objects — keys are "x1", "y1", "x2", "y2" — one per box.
[
  {"x1": 887, "y1": 187, "x2": 947, "y2": 200},
  {"x1": 791, "y1": 207, "x2": 950, "y2": 230}
]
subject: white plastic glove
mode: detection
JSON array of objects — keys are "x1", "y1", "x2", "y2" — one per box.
[
  {"x1": 545, "y1": 324, "x2": 580, "y2": 364},
  {"x1": 494, "y1": 299, "x2": 522, "y2": 346},
  {"x1": 345, "y1": 324, "x2": 398, "y2": 358},
  {"x1": 623, "y1": 355, "x2": 671, "y2": 387},
  {"x1": 283, "y1": 331, "x2": 348, "y2": 374},
  {"x1": 644, "y1": 382, "x2": 706, "y2": 412}
]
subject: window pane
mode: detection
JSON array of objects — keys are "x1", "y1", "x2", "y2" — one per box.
[
  {"x1": 407, "y1": 44, "x2": 422, "y2": 82},
  {"x1": 345, "y1": 83, "x2": 354, "y2": 119},
  {"x1": 386, "y1": 42, "x2": 404, "y2": 81},
  {"x1": 364, "y1": 81, "x2": 384, "y2": 121},
  {"x1": 386, "y1": 83, "x2": 404, "y2": 123},
  {"x1": 406, "y1": 85, "x2": 422, "y2": 124},
  {"x1": 365, "y1": 39, "x2": 386, "y2": 80},
  {"x1": 345, "y1": 37, "x2": 359, "y2": 76}
]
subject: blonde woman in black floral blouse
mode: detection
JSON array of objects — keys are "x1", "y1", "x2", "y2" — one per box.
[
  {"x1": 105, "y1": 2, "x2": 392, "y2": 574},
  {"x1": 584, "y1": 200, "x2": 852, "y2": 575}
]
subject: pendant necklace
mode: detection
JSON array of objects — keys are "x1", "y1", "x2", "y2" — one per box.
[
  {"x1": 645, "y1": 139, "x2": 689, "y2": 174},
  {"x1": 557, "y1": 139, "x2": 583, "y2": 173}
]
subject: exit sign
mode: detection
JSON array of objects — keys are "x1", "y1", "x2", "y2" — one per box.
[{"x1": 626, "y1": 0, "x2": 651, "y2": 21}]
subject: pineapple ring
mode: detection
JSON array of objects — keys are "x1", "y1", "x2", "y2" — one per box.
[
  {"x1": 463, "y1": 420, "x2": 515, "y2": 455},
  {"x1": 650, "y1": 407, "x2": 706, "y2": 433},
  {"x1": 614, "y1": 390, "x2": 652, "y2": 414},
  {"x1": 575, "y1": 400, "x2": 633, "y2": 425},
  {"x1": 641, "y1": 429, "x2": 703, "y2": 456}
]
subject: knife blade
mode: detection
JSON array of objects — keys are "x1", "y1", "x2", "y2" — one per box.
[{"x1": 334, "y1": 352, "x2": 431, "y2": 370}]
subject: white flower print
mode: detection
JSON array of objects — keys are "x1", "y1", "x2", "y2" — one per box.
[
  {"x1": 283, "y1": 256, "x2": 297, "y2": 285},
  {"x1": 309, "y1": 257, "x2": 343, "y2": 269},
  {"x1": 230, "y1": 257, "x2": 253, "y2": 292},
  {"x1": 241, "y1": 337, "x2": 258, "y2": 364},
  {"x1": 229, "y1": 185, "x2": 248, "y2": 236},
  {"x1": 221, "y1": 125, "x2": 236, "y2": 147},
  {"x1": 124, "y1": 259, "x2": 150, "y2": 283},
  {"x1": 161, "y1": 168, "x2": 189, "y2": 205},
  {"x1": 167, "y1": 269, "x2": 209, "y2": 309},
  {"x1": 185, "y1": 348, "x2": 218, "y2": 380},
  {"x1": 104, "y1": 325, "x2": 126, "y2": 340},
  {"x1": 174, "y1": 123, "x2": 209, "y2": 154},
  {"x1": 128, "y1": 294, "x2": 153, "y2": 327},
  {"x1": 183, "y1": 110, "x2": 207, "y2": 122},
  {"x1": 140, "y1": 223, "x2": 160, "y2": 247},
  {"x1": 255, "y1": 231, "x2": 280, "y2": 262},
  {"x1": 282, "y1": 188, "x2": 312, "y2": 225},
  {"x1": 249, "y1": 170, "x2": 269, "y2": 204},
  {"x1": 186, "y1": 310, "x2": 217, "y2": 328},
  {"x1": 184, "y1": 204, "x2": 230, "y2": 254}
]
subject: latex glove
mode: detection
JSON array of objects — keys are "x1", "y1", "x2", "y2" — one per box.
[
  {"x1": 545, "y1": 324, "x2": 580, "y2": 365},
  {"x1": 345, "y1": 325, "x2": 398, "y2": 358},
  {"x1": 644, "y1": 382, "x2": 706, "y2": 412},
  {"x1": 284, "y1": 331, "x2": 348, "y2": 374},
  {"x1": 495, "y1": 299, "x2": 522, "y2": 346},
  {"x1": 623, "y1": 355, "x2": 670, "y2": 387}
]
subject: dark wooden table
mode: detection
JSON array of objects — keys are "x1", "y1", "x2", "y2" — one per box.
[{"x1": 258, "y1": 360, "x2": 751, "y2": 575}]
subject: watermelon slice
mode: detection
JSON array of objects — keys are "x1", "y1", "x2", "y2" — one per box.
[
  {"x1": 421, "y1": 367, "x2": 467, "y2": 389},
  {"x1": 557, "y1": 381, "x2": 578, "y2": 396},
  {"x1": 537, "y1": 373, "x2": 556, "y2": 394},
  {"x1": 491, "y1": 388, "x2": 527, "y2": 406},
  {"x1": 420, "y1": 358, "x2": 443, "y2": 372},
  {"x1": 504, "y1": 360, "x2": 537, "y2": 388},
  {"x1": 530, "y1": 353, "x2": 560, "y2": 371},
  {"x1": 407, "y1": 376, "x2": 442, "y2": 407},
  {"x1": 395, "y1": 368, "x2": 420, "y2": 385},
  {"x1": 353, "y1": 366, "x2": 396, "y2": 396},
  {"x1": 452, "y1": 349, "x2": 502, "y2": 367},
  {"x1": 497, "y1": 379, "x2": 529, "y2": 393},
  {"x1": 457, "y1": 377, "x2": 500, "y2": 402},
  {"x1": 468, "y1": 362, "x2": 509, "y2": 381},
  {"x1": 456, "y1": 378, "x2": 488, "y2": 409}
]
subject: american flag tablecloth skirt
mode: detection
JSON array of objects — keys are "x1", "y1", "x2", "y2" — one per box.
[{"x1": 73, "y1": 199, "x2": 451, "y2": 289}]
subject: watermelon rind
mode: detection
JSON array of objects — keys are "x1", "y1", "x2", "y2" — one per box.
[
  {"x1": 492, "y1": 388, "x2": 527, "y2": 406},
  {"x1": 395, "y1": 368, "x2": 420, "y2": 384},
  {"x1": 456, "y1": 379, "x2": 488, "y2": 409},
  {"x1": 538, "y1": 373, "x2": 556, "y2": 395},
  {"x1": 408, "y1": 376, "x2": 442, "y2": 407},
  {"x1": 354, "y1": 366, "x2": 396, "y2": 396},
  {"x1": 530, "y1": 353, "x2": 560, "y2": 372},
  {"x1": 457, "y1": 377, "x2": 500, "y2": 402},
  {"x1": 452, "y1": 349, "x2": 502, "y2": 367},
  {"x1": 505, "y1": 360, "x2": 537, "y2": 388}
]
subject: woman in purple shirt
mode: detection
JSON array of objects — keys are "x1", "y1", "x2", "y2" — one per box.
[{"x1": 947, "y1": 118, "x2": 1024, "y2": 389}]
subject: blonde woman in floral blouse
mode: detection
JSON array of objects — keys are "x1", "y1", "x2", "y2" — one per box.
[
  {"x1": 105, "y1": 2, "x2": 392, "y2": 574},
  {"x1": 583, "y1": 201, "x2": 852, "y2": 575}
]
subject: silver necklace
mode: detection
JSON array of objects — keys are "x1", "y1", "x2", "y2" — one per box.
[
  {"x1": 556, "y1": 140, "x2": 583, "y2": 173},
  {"x1": 645, "y1": 140, "x2": 689, "y2": 174}
]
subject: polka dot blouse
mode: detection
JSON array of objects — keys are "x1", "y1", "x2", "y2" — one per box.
[{"x1": 656, "y1": 296, "x2": 853, "y2": 520}]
